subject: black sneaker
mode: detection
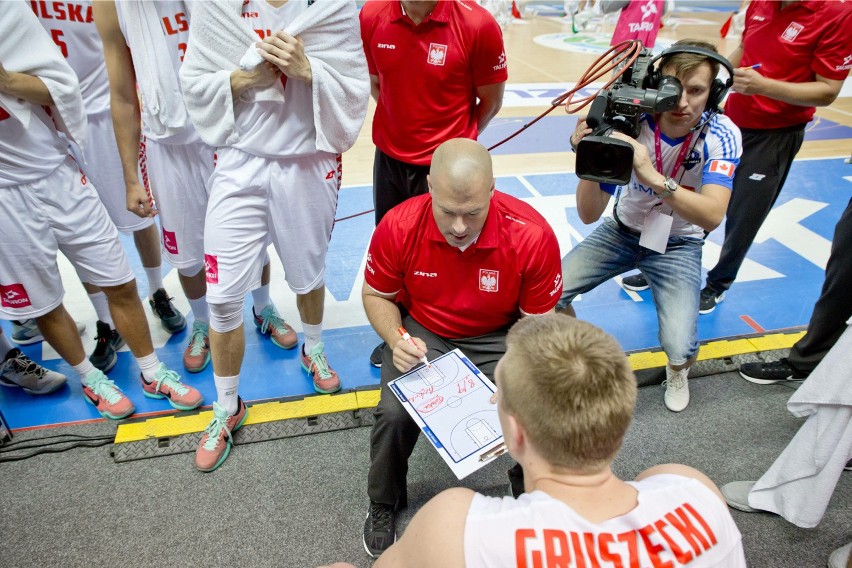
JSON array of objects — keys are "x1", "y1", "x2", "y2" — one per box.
[
  {"x1": 699, "y1": 287, "x2": 725, "y2": 315},
  {"x1": 370, "y1": 341, "x2": 385, "y2": 368},
  {"x1": 739, "y1": 358, "x2": 807, "y2": 385},
  {"x1": 363, "y1": 501, "x2": 397, "y2": 558},
  {"x1": 621, "y1": 273, "x2": 649, "y2": 292},
  {"x1": 89, "y1": 320, "x2": 126, "y2": 373},
  {"x1": 149, "y1": 288, "x2": 186, "y2": 334}
]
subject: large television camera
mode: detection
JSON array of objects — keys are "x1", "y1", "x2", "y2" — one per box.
[{"x1": 575, "y1": 49, "x2": 682, "y2": 186}]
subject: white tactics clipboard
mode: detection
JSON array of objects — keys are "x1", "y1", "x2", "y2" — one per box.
[{"x1": 388, "y1": 349, "x2": 506, "y2": 479}]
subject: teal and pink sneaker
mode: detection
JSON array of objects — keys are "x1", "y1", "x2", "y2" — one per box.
[
  {"x1": 301, "y1": 342, "x2": 341, "y2": 394},
  {"x1": 141, "y1": 364, "x2": 203, "y2": 410},
  {"x1": 195, "y1": 398, "x2": 248, "y2": 472},
  {"x1": 82, "y1": 369, "x2": 135, "y2": 420}
]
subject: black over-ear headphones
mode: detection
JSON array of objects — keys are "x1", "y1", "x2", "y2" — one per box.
[{"x1": 644, "y1": 45, "x2": 734, "y2": 112}]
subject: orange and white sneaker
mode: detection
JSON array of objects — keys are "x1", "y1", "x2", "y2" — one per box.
[
  {"x1": 301, "y1": 342, "x2": 341, "y2": 394},
  {"x1": 253, "y1": 305, "x2": 298, "y2": 349},
  {"x1": 141, "y1": 364, "x2": 203, "y2": 410},
  {"x1": 195, "y1": 398, "x2": 248, "y2": 472},
  {"x1": 82, "y1": 369, "x2": 135, "y2": 420}
]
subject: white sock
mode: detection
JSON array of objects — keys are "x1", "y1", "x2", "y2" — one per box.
[
  {"x1": 144, "y1": 266, "x2": 164, "y2": 297},
  {"x1": 188, "y1": 296, "x2": 209, "y2": 324},
  {"x1": 73, "y1": 359, "x2": 97, "y2": 382},
  {"x1": 251, "y1": 284, "x2": 270, "y2": 314},
  {"x1": 88, "y1": 291, "x2": 114, "y2": 328},
  {"x1": 136, "y1": 352, "x2": 161, "y2": 382},
  {"x1": 214, "y1": 374, "x2": 240, "y2": 414},
  {"x1": 0, "y1": 330, "x2": 14, "y2": 356},
  {"x1": 302, "y1": 322, "x2": 322, "y2": 353}
]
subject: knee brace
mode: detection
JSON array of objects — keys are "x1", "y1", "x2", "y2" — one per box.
[
  {"x1": 208, "y1": 298, "x2": 244, "y2": 333},
  {"x1": 177, "y1": 262, "x2": 204, "y2": 278}
]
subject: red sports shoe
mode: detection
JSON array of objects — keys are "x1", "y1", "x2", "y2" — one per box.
[
  {"x1": 301, "y1": 342, "x2": 341, "y2": 394},
  {"x1": 141, "y1": 364, "x2": 203, "y2": 410},
  {"x1": 195, "y1": 398, "x2": 248, "y2": 472},
  {"x1": 254, "y1": 305, "x2": 297, "y2": 349},
  {"x1": 82, "y1": 369, "x2": 135, "y2": 420}
]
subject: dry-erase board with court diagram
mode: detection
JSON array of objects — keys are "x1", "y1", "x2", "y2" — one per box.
[{"x1": 389, "y1": 349, "x2": 506, "y2": 479}]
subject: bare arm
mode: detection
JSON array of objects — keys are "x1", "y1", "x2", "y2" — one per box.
[
  {"x1": 636, "y1": 464, "x2": 726, "y2": 503},
  {"x1": 731, "y1": 68, "x2": 843, "y2": 108},
  {"x1": 475, "y1": 81, "x2": 504, "y2": 132},
  {"x1": 0, "y1": 62, "x2": 53, "y2": 106},
  {"x1": 361, "y1": 281, "x2": 428, "y2": 373},
  {"x1": 374, "y1": 488, "x2": 473, "y2": 568},
  {"x1": 727, "y1": 43, "x2": 744, "y2": 68},
  {"x1": 610, "y1": 132, "x2": 730, "y2": 231},
  {"x1": 369, "y1": 73, "x2": 380, "y2": 103},
  {"x1": 93, "y1": 0, "x2": 155, "y2": 218}
]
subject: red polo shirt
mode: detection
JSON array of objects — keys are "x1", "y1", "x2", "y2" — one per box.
[
  {"x1": 725, "y1": 0, "x2": 852, "y2": 130},
  {"x1": 365, "y1": 191, "x2": 563, "y2": 339},
  {"x1": 360, "y1": 0, "x2": 508, "y2": 165}
]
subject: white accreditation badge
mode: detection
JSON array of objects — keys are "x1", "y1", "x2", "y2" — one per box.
[{"x1": 639, "y1": 209, "x2": 673, "y2": 254}]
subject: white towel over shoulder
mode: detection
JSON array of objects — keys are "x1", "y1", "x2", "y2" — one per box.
[
  {"x1": 115, "y1": 1, "x2": 190, "y2": 138},
  {"x1": 0, "y1": 2, "x2": 86, "y2": 149},
  {"x1": 180, "y1": 0, "x2": 369, "y2": 152}
]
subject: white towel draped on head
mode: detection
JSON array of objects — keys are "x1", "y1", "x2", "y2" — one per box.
[
  {"x1": 116, "y1": 1, "x2": 189, "y2": 137},
  {"x1": 0, "y1": 2, "x2": 86, "y2": 149},
  {"x1": 180, "y1": 0, "x2": 369, "y2": 152}
]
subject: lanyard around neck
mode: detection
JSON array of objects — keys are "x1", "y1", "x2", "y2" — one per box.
[{"x1": 654, "y1": 122, "x2": 694, "y2": 180}]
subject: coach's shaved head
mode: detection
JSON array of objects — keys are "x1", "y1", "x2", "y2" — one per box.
[
  {"x1": 428, "y1": 139, "x2": 495, "y2": 249},
  {"x1": 430, "y1": 138, "x2": 494, "y2": 198}
]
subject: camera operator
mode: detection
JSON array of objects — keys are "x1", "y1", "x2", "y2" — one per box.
[{"x1": 559, "y1": 40, "x2": 742, "y2": 413}]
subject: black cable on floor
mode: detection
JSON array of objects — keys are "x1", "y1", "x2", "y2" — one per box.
[{"x1": 0, "y1": 438, "x2": 113, "y2": 462}]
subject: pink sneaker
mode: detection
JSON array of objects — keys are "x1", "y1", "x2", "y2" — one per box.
[
  {"x1": 254, "y1": 305, "x2": 297, "y2": 349},
  {"x1": 301, "y1": 342, "x2": 341, "y2": 394},
  {"x1": 82, "y1": 369, "x2": 135, "y2": 420},
  {"x1": 141, "y1": 364, "x2": 203, "y2": 410},
  {"x1": 183, "y1": 321, "x2": 210, "y2": 373},
  {"x1": 195, "y1": 398, "x2": 248, "y2": 472}
]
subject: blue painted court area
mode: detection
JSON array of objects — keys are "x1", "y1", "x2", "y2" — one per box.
[{"x1": 1, "y1": 156, "x2": 849, "y2": 429}]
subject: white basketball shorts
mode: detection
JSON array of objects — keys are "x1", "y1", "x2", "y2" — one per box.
[
  {"x1": 204, "y1": 147, "x2": 341, "y2": 303},
  {"x1": 0, "y1": 157, "x2": 134, "y2": 319},
  {"x1": 141, "y1": 137, "x2": 214, "y2": 271}
]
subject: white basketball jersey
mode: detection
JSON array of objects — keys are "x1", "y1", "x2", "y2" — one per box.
[
  {"x1": 32, "y1": 1, "x2": 110, "y2": 115},
  {"x1": 0, "y1": 104, "x2": 67, "y2": 187},
  {"x1": 232, "y1": 0, "x2": 316, "y2": 158},
  {"x1": 464, "y1": 474, "x2": 747, "y2": 568},
  {"x1": 115, "y1": 0, "x2": 198, "y2": 144}
]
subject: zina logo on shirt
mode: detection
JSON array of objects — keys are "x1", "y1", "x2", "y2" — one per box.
[{"x1": 0, "y1": 284, "x2": 32, "y2": 308}]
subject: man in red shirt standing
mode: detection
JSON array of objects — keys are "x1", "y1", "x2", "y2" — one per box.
[
  {"x1": 360, "y1": 0, "x2": 509, "y2": 366},
  {"x1": 700, "y1": 0, "x2": 852, "y2": 314},
  {"x1": 360, "y1": 138, "x2": 563, "y2": 557}
]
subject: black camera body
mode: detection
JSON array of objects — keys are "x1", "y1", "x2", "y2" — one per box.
[{"x1": 576, "y1": 49, "x2": 682, "y2": 186}]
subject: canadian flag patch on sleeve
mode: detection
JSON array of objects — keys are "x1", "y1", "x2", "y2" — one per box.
[{"x1": 708, "y1": 160, "x2": 736, "y2": 178}]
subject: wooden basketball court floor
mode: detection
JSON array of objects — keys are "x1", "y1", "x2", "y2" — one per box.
[{"x1": 1, "y1": 3, "x2": 851, "y2": 430}]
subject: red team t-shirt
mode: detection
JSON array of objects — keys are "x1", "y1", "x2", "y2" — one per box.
[
  {"x1": 360, "y1": 0, "x2": 509, "y2": 165},
  {"x1": 724, "y1": 0, "x2": 852, "y2": 130},
  {"x1": 365, "y1": 191, "x2": 563, "y2": 339}
]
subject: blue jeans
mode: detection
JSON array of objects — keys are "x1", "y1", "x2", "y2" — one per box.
[{"x1": 559, "y1": 218, "x2": 703, "y2": 366}]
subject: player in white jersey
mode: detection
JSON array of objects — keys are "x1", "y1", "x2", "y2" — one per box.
[
  {"x1": 180, "y1": 0, "x2": 369, "y2": 472},
  {"x1": 93, "y1": 0, "x2": 284, "y2": 377},
  {"x1": 0, "y1": 3, "x2": 201, "y2": 419},
  {"x1": 559, "y1": 40, "x2": 743, "y2": 413},
  {"x1": 322, "y1": 314, "x2": 746, "y2": 567},
  {"x1": 31, "y1": 0, "x2": 186, "y2": 374}
]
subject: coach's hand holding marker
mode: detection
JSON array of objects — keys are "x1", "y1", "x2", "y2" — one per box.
[
  {"x1": 397, "y1": 327, "x2": 430, "y2": 369},
  {"x1": 731, "y1": 63, "x2": 763, "y2": 96}
]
